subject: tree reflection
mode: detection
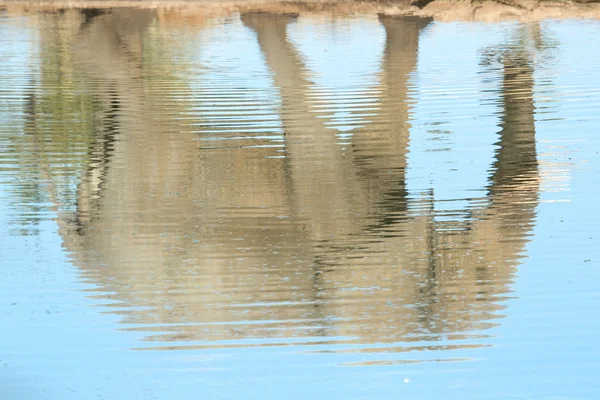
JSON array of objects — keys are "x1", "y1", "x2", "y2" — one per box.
[
  {"x1": 13, "y1": 10, "x2": 543, "y2": 352},
  {"x1": 242, "y1": 14, "x2": 540, "y2": 343}
]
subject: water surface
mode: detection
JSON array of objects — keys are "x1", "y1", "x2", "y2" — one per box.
[{"x1": 1, "y1": 8, "x2": 599, "y2": 399}]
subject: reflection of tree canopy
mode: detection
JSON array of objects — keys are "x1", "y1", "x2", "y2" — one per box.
[
  {"x1": 6, "y1": 9, "x2": 196, "y2": 229},
  {"x1": 2, "y1": 10, "x2": 101, "y2": 234},
  {"x1": 7, "y1": 11, "x2": 542, "y2": 352}
]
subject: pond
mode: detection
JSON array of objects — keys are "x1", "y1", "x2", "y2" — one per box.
[{"x1": 1, "y1": 7, "x2": 599, "y2": 399}]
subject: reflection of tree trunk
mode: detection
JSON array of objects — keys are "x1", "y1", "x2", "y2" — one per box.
[
  {"x1": 358, "y1": 15, "x2": 432, "y2": 227},
  {"x1": 476, "y1": 48, "x2": 539, "y2": 250},
  {"x1": 478, "y1": 48, "x2": 539, "y2": 268},
  {"x1": 242, "y1": 12, "x2": 365, "y2": 240},
  {"x1": 490, "y1": 55, "x2": 538, "y2": 208},
  {"x1": 429, "y1": 42, "x2": 540, "y2": 334}
]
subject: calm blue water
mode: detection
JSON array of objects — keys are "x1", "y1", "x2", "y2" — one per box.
[{"x1": 1, "y1": 8, "x2": 599, "y2": 399}]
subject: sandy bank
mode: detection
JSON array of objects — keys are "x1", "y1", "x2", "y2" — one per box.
[{"x1": 1, "y1": 0, "x2": 600, "y2": 22}]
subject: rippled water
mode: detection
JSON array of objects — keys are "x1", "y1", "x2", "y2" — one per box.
[{"x1": 1, "y1": 7, "x2": 600, "y2": 399}]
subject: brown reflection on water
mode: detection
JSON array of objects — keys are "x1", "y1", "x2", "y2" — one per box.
[
  {"x1": 240, "y1": 14, "x2": 428, "y2": 240},
  {"x1": 20, "y1": 10, "x2": 540, "y2": 352},
  {"x1": 419, "y1": 30, "x2": 540, "y2": 339}
]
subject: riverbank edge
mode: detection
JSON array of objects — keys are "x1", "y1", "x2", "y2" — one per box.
[{"x1": 2, "y1": 0, "x2": 600, "y2": 21}]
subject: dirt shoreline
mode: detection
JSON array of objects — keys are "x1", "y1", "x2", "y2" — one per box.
[{"x1": 1, "y1": 0, "x2": 600, "y2": 21}]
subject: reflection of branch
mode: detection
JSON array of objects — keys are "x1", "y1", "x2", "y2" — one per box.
[
  {"x1": 23, "y1": 88, "x2": 67, "y2": 226},
  {"x1": 70, "y1": 9, "x2": 156, "y2": 230},
  {"x1": 75, "y1": 87, "x2": 120, "y2": 230},
  {"x1": 436, "y1": 27, "x2": 540, "y2": 288}
]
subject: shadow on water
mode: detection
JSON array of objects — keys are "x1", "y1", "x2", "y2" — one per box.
[{"x1": 15, "y1": 9, "x2": 540, "y2": 358}]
